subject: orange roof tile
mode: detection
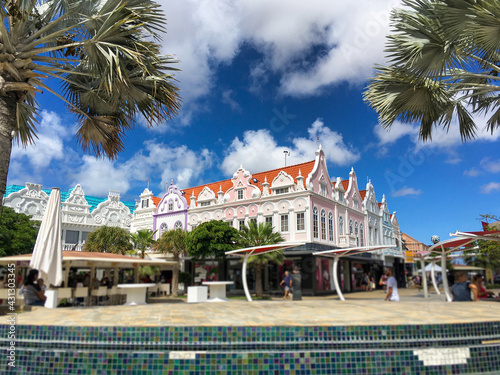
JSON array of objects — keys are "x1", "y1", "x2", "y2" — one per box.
[
  {"x1": 359, "y1": 190, "x2": 366, "y2": 200},
  {"x1": 184, "y1": 160, "x2": 316, "y2": 199},
  {"x1": 378, "y1": 202, "x2": 383, "y2": 208},
  {"x1": 152, "y1": 196, "x2": 161, "y2": 207},
  {"x1": 341, "y1": 180, "x2": 349, "y2": 191}
]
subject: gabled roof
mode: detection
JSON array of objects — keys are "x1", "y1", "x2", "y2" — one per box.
[
  {"x1": 341, "y1": 180, "x2": 349, "y2": 191},
  {"x1": 184, "y1": 160, "x2": 316, "y2": 199},
  {"x1": 4, "y1": 185, "x2": 136, "y2": 213}
]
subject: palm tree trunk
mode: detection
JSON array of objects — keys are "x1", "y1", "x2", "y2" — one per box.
[
  {"x1": 172, "y1": 255, "x2": 179, "y2": 297},
  {"x1": 0, "y1": 94, "x2": 17, "y2": 219},
  {"x1": 255, "y1": 264, "x2": 263, "y2": 298}
]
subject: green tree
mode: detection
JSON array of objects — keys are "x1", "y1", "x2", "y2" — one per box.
[
  {"x1": 83, "y1": 226, "x2": 132, "y2": 255},
  {"x1": 185, "y1": 220, "x2": 239, "y2": 261},
  {"x1": 0, "y1": 207, "x2": 39, "y2": 256},
  {"x1": 152, "y1": 228, "x2": 187, "y2": 297},
  {"x1": 0, "y1": 0, "x2": 181, "y2": 217},
  {"x1": 235, "y1": 221, "x2": 284, "y2": 297},
  {"x1": 130, "y1": 229, "x2": 157, "y2": 259},
  {"x1": 364, "y1": 0, "x2": 500, "y2": 142}
]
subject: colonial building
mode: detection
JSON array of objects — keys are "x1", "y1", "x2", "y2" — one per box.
[
  {"x1": 133, "y1": 146, "x2": 405, "y2": 295},
  {"x1": 3, "y1": 183, "x2": 135, "y2": 250}
]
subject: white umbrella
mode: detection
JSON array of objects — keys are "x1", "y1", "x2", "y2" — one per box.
[{"x1": 30, "y1": 188, "x2": 63, "y2": 287}]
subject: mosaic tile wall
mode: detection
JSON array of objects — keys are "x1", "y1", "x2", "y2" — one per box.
[{"x1": 1, "y1": 322, "x2": 499, "y2": 374}]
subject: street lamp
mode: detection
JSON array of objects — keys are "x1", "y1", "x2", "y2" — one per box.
[{"x1": 283, "y1": 150, "x2": 289, "y2": 166}]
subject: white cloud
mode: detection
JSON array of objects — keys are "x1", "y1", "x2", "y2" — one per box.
[
  {"x1": 10, "y1": 110, "x2": 70, "y2": 169},
  {"x1": 480, "y1": 158, "x2": 500, "y2": 174},
  {"x1": 391, "y1": 187, "x2": 422, "y2": 197},
  {"x1": 480, "y1": 182, "x2": 500, "y2": 194},
  {"x1": 159, "y1": 0, "x2": 402, "y2": 110},
  {"x1": 71, "y1": 142, "x2": 215, "y2": 196},
  {"x1": 464, "y1": 168, "x2": 480, "y2": 177},
  {"x1": 221, "y1": 90, "x2": 241, "y2": 112},
  {"x1": 71, "y1": 156, "x2": 131, "y2": 196},
  {"x1": 221, "y1": 119, "x2": 359, "y2": 175},
  {"x1": 374, "y1": 122, "x2": 419, "y2": 145}
]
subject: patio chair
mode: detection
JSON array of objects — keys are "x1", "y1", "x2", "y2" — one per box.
[
  {"x1": 56, "y1": 288, "x2": 72, "y2": 306},
  {"x1": 73, "y1": 287, "x2": 89, "y2": 306},
  {"x1": 158, "y1": 283, "x2": 170, "y2": 296},
  {"x1": 107, "y1": 286, "x2": 119, "y2": 305},
  {"x1": 0, "y1": 289, "x2": 8, "y2": 305},
  {"x1": 91, "y1": 286, "x2": 108, "y2": 306}
]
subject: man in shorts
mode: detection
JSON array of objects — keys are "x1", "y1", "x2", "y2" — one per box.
[{"x1": 280, "y1": 271, "x2": 293, "y2": 299}]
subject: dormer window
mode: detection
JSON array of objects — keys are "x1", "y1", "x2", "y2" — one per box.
[
  {"x1": 168, "y1": 201, "x2": 173, "y2": 211},
  {"x1": 320, "y1": 184, "x2": 327, "y2": 197},
  {"x1": 141, "y1": 199, "x2": 149, "y2": 208},
  {"x1": 353, "y1": 199, "x2": 359, "y2": 210},
  {"x1": 275, "y1": 188, "x2": 289, "y2": 195},
  {"x1": 200, "y1": 201, "x2": 211, "y2": 207},
  {"x1": 237, "y1": 190, "x2": 244, "y2": 200}
]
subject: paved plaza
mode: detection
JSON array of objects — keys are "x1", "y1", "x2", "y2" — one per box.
[{"x1": 16, "y1": 288, "x2": 500, "y2": 327}]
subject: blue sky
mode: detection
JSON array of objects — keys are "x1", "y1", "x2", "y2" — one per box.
[{"x1": 6, "y1": 0, "x2": 500, "y2": 244}]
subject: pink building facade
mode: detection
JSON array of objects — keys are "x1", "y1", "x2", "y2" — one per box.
[{"x1": 136, "y1": 146, "x2": 404, "y2": 295}]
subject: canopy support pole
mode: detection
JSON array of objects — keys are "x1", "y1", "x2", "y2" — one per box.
[
  {"x1": 420, "y1": 258, "x2": 428, "y2": 299},
  {"x1": 441, "y1": 250, "x2": 452, "y2": 302},
  {"x1": 430, "y1": 261, "x2": 440, "y2": 295},
  {"x1": 242, "y1": 254, "x2": 252, "y2": 302},
  {"x1": 332, "y1": 255, "x2": 345, "y2": 301}
]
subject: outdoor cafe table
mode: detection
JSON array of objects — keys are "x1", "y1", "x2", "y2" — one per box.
[
  {"x1": 117, "y1": 283, "x2": 156, "y2": 305},
  {"x1": 202, "y1": 281, "x2": 234, "y2": 302}
]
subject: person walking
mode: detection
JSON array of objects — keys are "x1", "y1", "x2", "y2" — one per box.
[
  {"x1": 280, "y1": 271, "x2": 293, "y2": 299},
  {"x1": 384, "y1": 268, "x2": 399, "y2": 302}
]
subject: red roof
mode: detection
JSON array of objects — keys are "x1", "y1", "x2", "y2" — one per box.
[
  {"x1": 152, "y1": 196, "x2": 161, "y2": 207},
  {"x1": 184, "y1": 160, "x2": 315, "y2": 199},
  {"x1": 359, "y1": 190, "x2": 366, "y2": 200},
  {"x1": 341, "y1": 180, "x2": 349, "y2": 191},
  {"x1": 378, "y1": 202, "x2": 383, "y2": 208}
]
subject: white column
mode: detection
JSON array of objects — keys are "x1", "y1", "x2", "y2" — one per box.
[
  {"x1": 332, "y1": 256, "x2": 344, "y2": 301},
  {"x1": 441, "y1": 251, "x2": 452, "y2": 302},
  {"x1": 242, "y1": 255, "x2": 252, "y2": 302},
  {"x1": 430, "y1": 261, "x2": 441, "y2": 295},
  {"x1": 420, "y1": 258, "x2": 428, "y2": 299}
]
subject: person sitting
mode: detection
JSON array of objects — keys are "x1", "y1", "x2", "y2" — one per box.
[
  {"x1": 472, "y1": 274, "x2": 496, "y2": 299},
  {"x1": 451, "y1": 271, "x2": 478, "y2": 302},
  {"x1": 23, "y1": 269, "x2": 46, "y2": 306}
]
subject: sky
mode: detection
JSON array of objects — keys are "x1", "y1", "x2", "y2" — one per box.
[{"x1": 6, "y1": 0, "x2": 500, "y2": 245}]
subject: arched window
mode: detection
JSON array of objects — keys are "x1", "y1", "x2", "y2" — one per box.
[
  {"x1": 360, "y1": 224, "x2": 364, "y2": 246},
  {"x1": 339, "y1": 216, "x2": 344, "y2": 236},
  {"x1": 355, "y1": 221, "x2": 359, "y2": 246},
  {"x1": 321, "y1": 210, "x2": 326, "y2": 240},
  {"x1": 174, "y1": 221, "x2": 182, "y2": 230},
  {"x1": 349, "y1": 219, "x2": 353, "y2": 235},
  {"x1": 328, "y1": 212, "x2": 334, "y2": 242},
  {"x1": 313, "y1": 207, "x2": 319, "y2": 238},
  {"x1": 160, "y1": 223, "x2": 167, "y2": 237}
]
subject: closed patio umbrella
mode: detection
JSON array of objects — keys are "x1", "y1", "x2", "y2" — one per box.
[{"x1": 30, "y1": 188, "x2": 63, "y2": 287}]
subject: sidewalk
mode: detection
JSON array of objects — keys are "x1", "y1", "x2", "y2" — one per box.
[{"x1": 14, "y1": 288, "x2": 500, "y2": 327}]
